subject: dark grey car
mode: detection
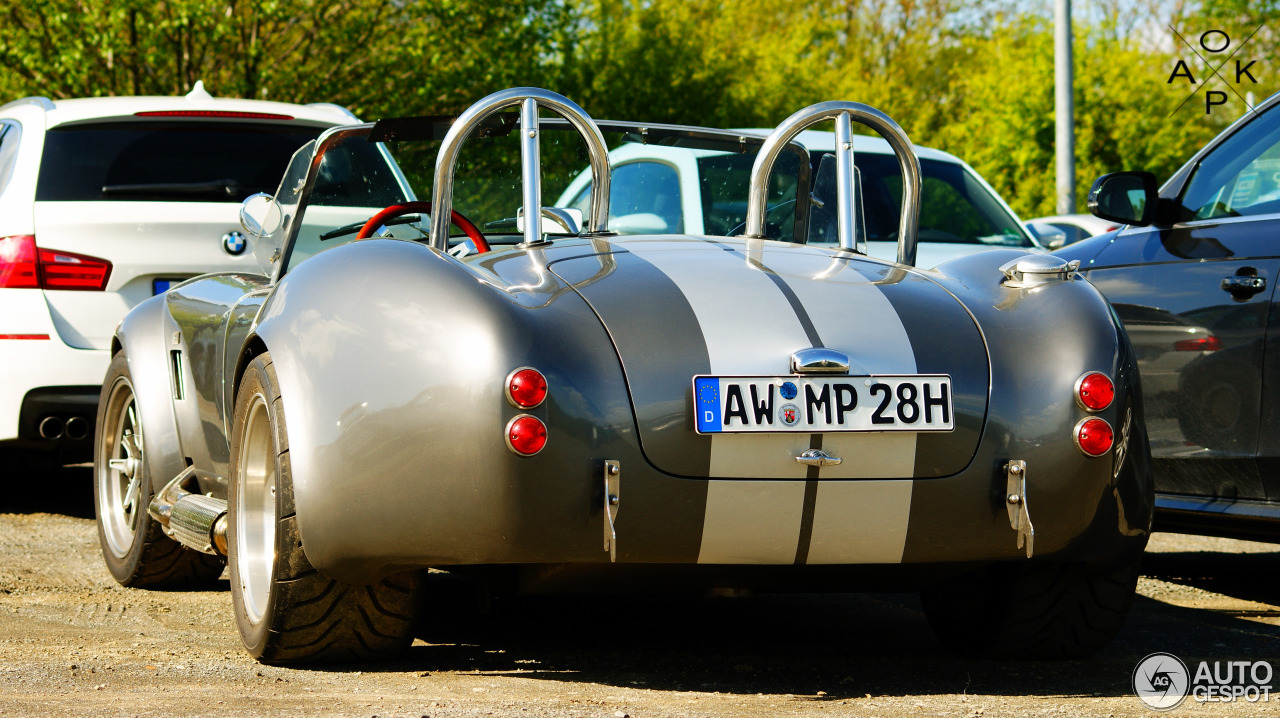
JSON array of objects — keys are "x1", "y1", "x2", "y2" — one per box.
[
  {"x1": 1059, "y1": 91, "x2": 1280, "y2": 541},
  {"x1": 94, "y1": 88, "x2": 1152, "y2": 665}
]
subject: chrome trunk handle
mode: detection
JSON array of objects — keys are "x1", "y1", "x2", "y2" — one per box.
[
  {"x1": 744, "y1": 101, "x2": 922, "y2": 267},
  {"x1": 429, "y1": 87, "x2": 612, "y2": 250}
]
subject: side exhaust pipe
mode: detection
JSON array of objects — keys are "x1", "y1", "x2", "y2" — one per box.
[
  {"x1": 148, "y1": 466, "x2": 228, "y2": 556},
  {"x1": 38, "y1": 416, "x2": 64, "y2": 440}
]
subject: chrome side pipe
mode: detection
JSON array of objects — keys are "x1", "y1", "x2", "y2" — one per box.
[
  {"x1": 430, "y1": 87, "x2": 613, "y2": 251},
  {"x1": 148, "y1": 466, "x2": 228, "y2": 556},
  {"x1": 743, "y1": 101, "x2": 922, "y2": 267}
]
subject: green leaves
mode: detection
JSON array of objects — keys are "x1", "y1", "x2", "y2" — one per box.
[{"x1": 1, "y1": 1, "x2": 1270, "y2": 220}]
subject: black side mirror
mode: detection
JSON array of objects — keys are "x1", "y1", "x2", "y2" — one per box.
[{"x1": 1087, "y1": 171, "x2": 1159, "y2": 226}]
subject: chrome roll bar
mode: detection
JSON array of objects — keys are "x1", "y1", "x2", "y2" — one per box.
[
  {"x1": 744, "y1": 101, "x2": 922, "y2": 267},
  {"x1": 430, "y1": 87, "x2": 612, "y2": 251}
]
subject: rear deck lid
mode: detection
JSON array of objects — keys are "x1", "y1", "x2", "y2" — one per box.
[{"x1": 551, "y1": 237, "x2": 990, "y2": 479}]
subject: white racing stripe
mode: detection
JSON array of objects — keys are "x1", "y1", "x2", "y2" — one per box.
[
  {"x1": 697, "y1": 480, "x2": 807, "y2": 563},
  {"x1": 759, "y1": 249, "x2": 919, "y2": 479},
  {"x1": 624, "y1": 240, "x2": 812, "y2": 480},
  {"x1": 805, "y1": 480, "x2": 913, "y2": 563},
  {"x1": 626, "y1": 239, "x2": 917, "y2": 565}
]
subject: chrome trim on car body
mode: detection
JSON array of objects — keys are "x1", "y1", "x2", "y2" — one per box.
[
  {"x1": 744, "y1": 101, "x2": 921, "y2": 266},
  {"x1": 429, "y1": 87, "x2": 612, "y2": 250}
]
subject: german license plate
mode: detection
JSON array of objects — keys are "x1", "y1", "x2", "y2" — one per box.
[
  {"x1": 152, "y1": 278, "x2": 184, "y2": 295},
  {"x1": 692, "y1": 375, "x2": 954, "y2": 434}
]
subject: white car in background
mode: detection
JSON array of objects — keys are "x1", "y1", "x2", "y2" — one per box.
[
  {"x1": 0, "y1": 84, "x2": 355, "y2": 464},
  {"x1": 1027, "y1": 212, "x2": 1123, "y2": 249},
  {"x1": 556, "y1": 129, "x2": 1044, "y2": 267}
]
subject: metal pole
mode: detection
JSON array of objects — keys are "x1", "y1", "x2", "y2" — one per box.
[{"x1": 1055, "y1": 0, "x2": 1075, "y2": 215}]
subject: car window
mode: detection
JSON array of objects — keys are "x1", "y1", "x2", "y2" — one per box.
[
  {"x1": 1049, "y1": 222, "x2": 1089, "y2": 245},
  {"x1": 806, "y1": 152, "x2": 1032, "y2": 247},
  {"x1": 283, "y1": 137, "x2": 411, "y2": 272},
  {"x1": 697, "y1": 152, "x2": 798, "y2": 238},
  {"x1": 569, "y1": 161, "x2": 684, "y2": 233},
  {"x1": 35, "y1": 122, "x2": 323, "y2": 202},
  {"x1": 0, "y1": 122, "x2": 20, "y2": 196},
  {"x1": 1181, "y1": 110, "x2": 1280, "y2": 221}
]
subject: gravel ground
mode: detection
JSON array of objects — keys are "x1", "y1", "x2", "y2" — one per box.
[{"x1": 1, "y1": 464, "x2": 1277, "y2": 717}]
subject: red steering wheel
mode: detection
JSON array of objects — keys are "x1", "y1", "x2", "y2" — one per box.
[{"x1": 355, "y1": 201, "x2": 490, "y2": 253}]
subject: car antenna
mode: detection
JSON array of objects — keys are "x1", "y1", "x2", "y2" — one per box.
[{"x1": 185, "y1": 80, "x2": 213, "y2": 100}]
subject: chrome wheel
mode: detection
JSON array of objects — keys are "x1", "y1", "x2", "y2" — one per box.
[
  {"x1": 235, "y1": 393, "x2": 277, "y2": 625},
  {"x1": 97, "y1": 377, "x2": 144, "y2": 558}
]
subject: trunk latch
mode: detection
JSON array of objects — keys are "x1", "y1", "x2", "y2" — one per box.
[
  {"x1": 1004, "y1": 459, "x2": 1034, "y2": 558},
  {"x1": 603, "y1": 460, "x2": 620, "y2": 562},
  {"x1": 795, "y1": 449, "x2": 843, "y2": 467}
]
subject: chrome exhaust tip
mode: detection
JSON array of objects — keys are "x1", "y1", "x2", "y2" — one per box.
[
  {"x1": 38, "y1": 416, "x2": 64, "y2": 440},
  {"x1": 148, "y1": 466, "x2": 228, "y2": 556},
  {"x1": 64, "y1": 416, "x2": 89, "y2": 440}
]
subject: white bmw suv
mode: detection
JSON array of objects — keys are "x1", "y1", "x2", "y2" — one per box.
[{"x1": 0, "y1": 84, "x2": 355, "y2": 465}]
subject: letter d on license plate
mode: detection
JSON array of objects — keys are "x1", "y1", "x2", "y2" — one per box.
[{"x1": 692, "y1": 375, "x2": 954, "y2": 434}]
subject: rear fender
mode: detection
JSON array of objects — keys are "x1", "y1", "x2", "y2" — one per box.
[{"x1": 250, "y1": 239, "x2": 637, "y2": 580}]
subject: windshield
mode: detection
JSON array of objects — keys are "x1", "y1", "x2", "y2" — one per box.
[
  {"x1": 806, "y1": 151, "x2": 1033, "y2": 248},
  {"x1": 282, "y1": 116, "x2": 806, "y2": 272},
  {"x1": 36, "y1": 122, "x2": 324, "y2": 202}
]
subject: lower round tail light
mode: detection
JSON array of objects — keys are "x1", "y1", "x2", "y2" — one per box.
[
  {"x1": 1075, "y1": 417, "x2": 1114, "y2": 457},
  {"x1": 505, "y1": 414, "x2": 547, "y2": 456}
]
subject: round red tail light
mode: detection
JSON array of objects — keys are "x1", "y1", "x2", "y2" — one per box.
[
  {"x1": 1075, "y1": 418, "x2": 1114, "y2": 457},
  {"x1": 506, "y1": 367, "x2": 548, "y2": 409},
  {"x1": 1075, "y1": 372, "x2": 1115, "y2": 412},
  {"x1": 506, "y1": 415, "x2": 547, "y2": 456}
]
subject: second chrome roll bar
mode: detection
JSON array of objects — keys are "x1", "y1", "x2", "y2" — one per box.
[
  {"x1": 430, "y1": 87, "x2": 612, "y2": 251},
  {"x1": 743, "y1": 101, "x2": 923, "y2": 267}
]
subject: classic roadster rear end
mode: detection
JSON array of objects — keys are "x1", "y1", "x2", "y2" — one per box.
[{"x1": 94, "y1": 88, "x2": 1152, "y2": 664}]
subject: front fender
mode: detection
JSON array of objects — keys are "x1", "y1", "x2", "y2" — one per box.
[{"x1": 115, "y1": 294, "x2": 186, "y2": 493}]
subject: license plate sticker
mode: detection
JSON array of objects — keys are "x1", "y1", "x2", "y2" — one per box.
[{"x1": 693, "y1": 375, "x2": 954, "y2": 434}]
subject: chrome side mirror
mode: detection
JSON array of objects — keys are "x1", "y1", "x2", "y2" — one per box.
[
  {"x1": 745, "y1": 101, "x2": 921, "y2": 266},
  {"x1": 516, "y1": 206, "x2": 584, "y2": 235},
  {"x1": 1025, "y1": 222, "x2": 1068, "y2": 250},
  {"x1": 239, "y1": 193, "x2": 283, "y2": 237}
]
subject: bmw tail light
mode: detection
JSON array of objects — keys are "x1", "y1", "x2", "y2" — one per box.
[
  {"x1": 0, "y1": 235, "x2": 112, "y2": 290},
  {"x1": 1075, "y1": 372, "x2": 1115, "y2": 412},
  {"x1": 1173, "y1": 336, "x2": 1222, "y2": 352},
  {"x1": 506, "y1": 415, "x2": 547, "y2": 456},
  {"x1": 1075, "y1": 418, "x2": 1114, "y2": 457},
  {"x1": 0, "y1": 235, "x2": 39, "y2": 288},
  {"x1": 38, "y1": 247, "x2": 112, "y2": 290},
  {"x1": 506, "y1": 367, "x2": 548, "y2": 409}
]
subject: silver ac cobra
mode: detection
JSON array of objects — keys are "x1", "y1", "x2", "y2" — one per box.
[{"x1": 93, "y1": 88, "x2": 1153, "y2": 664}]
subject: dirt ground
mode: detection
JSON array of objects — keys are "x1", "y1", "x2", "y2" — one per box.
[{"x1": 1, "y1": 464, "x2": 1277, "y2": 717}]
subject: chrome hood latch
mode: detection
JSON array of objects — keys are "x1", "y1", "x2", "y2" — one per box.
[{"x1": 1004, "y1": 459, "x2": 1034, "y2": 558}]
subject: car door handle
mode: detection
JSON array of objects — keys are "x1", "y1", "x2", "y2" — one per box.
[{"x1": 1222, "y1": 275, "x2": 1266, "y2": 298}]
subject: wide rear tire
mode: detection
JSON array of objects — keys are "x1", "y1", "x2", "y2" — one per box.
[
  {"x1": 228, "y1": 352, "x2": 420, "y2": 664},
  {"x1": 94, "y1": 351, "x2": 225, "y2": 588},
  {"x1": 920, "y1": 557, "x2": 1141, "y2": 659}
]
